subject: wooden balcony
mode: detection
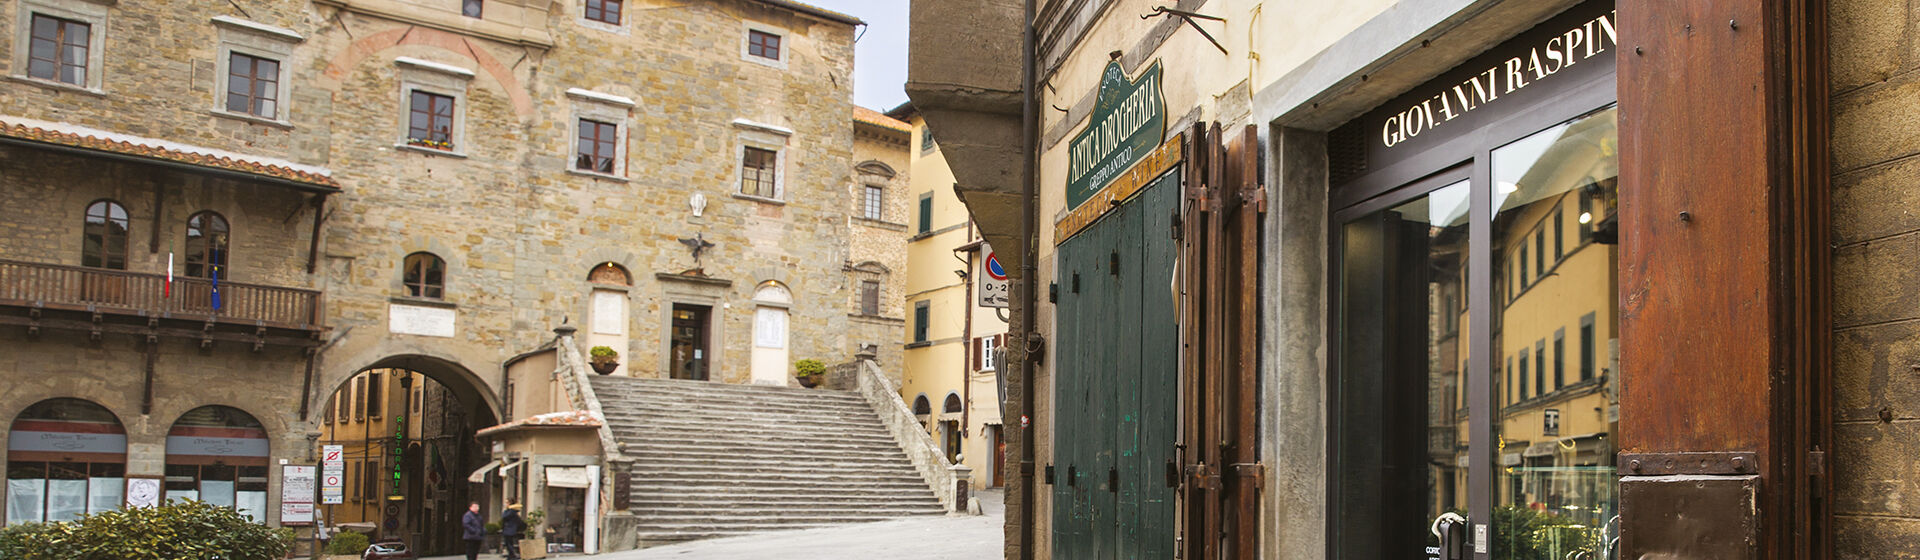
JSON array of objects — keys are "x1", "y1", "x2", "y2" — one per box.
[{"x1": 0, "y1": 259, "x2": 323, "y2": 343}]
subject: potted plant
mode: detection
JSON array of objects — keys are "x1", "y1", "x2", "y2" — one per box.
[
  {"x1": 794, "y1": 359, "x2": 827, "y2": 388},
  {"x1": 589, "y1": 346, "x2": 620, "y2": 375},
  {"x1": 520, "y1": 509, "x2": 548, "y2": 559}
]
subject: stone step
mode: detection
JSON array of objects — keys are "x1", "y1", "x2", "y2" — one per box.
[
  {"x1": 627, "y1": 463, "x2": 922, "y2": 478},
  {"x1": 603, "y1": 401, "x2": 876, "y2": 418},
  {"x1": 611, "y1": 447, "x2": 912, "y2": 464},
  {"x1": 634, "y1": 504, "x2": 947, "y2": 516},
  {"x1": 632, "y1": 517, "x2": 935, "y2": 534},
  {"x1": 630, "y1": 476, "x2": 931, "y2": 490},
  {"x1": 633, "y1": 495, "x2": 943, "y2": 508},
  {"x1": 622, "y1": 436, "x2": 907, "y2": 454},
  {"x1": 589, "y1": 377, "x2": 865, "y2": 400},
  {"x1": 602, "y1": 406, "x2": 882, "y2": 422},
  {"x1": 608, "y1": 426, "x2": 899, "y2": 446},
  {"x1": 634, "y1": 511, "x2": 945, "y2": 525},
  {"x1": 604, "y1": 417, "x2": 896, "y2": 436},
  {"x1": 628, "y1": 471, "x2": 926, "y2": 486}
]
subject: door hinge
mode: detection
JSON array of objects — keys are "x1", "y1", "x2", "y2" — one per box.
[
  {"x1": 1170, "y1": 210, "x2": 1183, "y2": 240},
  {"x1": 1231, "y1": 462, "x2": 1266, "y2": 488},
  {"x1": 1048, "y1": 282, "x2": 1058, "y2": 303},
  {"x1": 1186, "y1": 463, "x2": 1221, "y2": 491},
  {"x1": 1249, "y1": 185, "x2": 1268, "y2": 213}
]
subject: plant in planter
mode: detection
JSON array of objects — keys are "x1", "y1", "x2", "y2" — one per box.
[
  {"x1": 589, "y1": 346, "x2": 620, "y2": 374},
  {"x1": 794, "y1": 359, "x2": 827, "y2": 388}
]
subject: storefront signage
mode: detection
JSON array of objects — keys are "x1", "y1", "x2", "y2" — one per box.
[
  {"x1": 281, "y1": 465, "x2": 315, "y2": 525},
  {"x1": 1379, "y1": 10, "x2": 1616, "y2": 148},
  {"x1": 165, "y1": 434, "x2": 270, "y2": 458},
  {"x1": 1057, "y1": 135, "x2": 1183, "y2": 243},
  {"x1": 1066, "y1": 61, "x2": 1166, "y2": 211},
  {"x1": 7, "y1": 430, "x2": 127, "y2": 455}
]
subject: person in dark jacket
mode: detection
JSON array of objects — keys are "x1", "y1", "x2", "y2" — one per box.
[
  {"x1": 501, "y1": 503, "x2": 527, "y2": 560},
  {"x1": 461, "y1": 502, "x2": 485, "y2": 560}
]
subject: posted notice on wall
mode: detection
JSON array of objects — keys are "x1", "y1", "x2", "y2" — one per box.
[{"x1": 281, "y1": 465, "x2": 316, "y2": 525}]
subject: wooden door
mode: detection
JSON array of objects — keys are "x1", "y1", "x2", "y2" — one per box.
[{"x1": 670, "y1": 304, "x2": 710, "y2": 380}]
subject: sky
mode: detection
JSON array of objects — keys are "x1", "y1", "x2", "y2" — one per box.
[{"x1": 802, "y1": 0, "x2": 910, "y2": 111}]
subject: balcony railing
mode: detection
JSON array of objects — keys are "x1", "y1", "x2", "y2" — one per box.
[{"x1": 0, "y1": 259, "x2": 321, "y2": 329}]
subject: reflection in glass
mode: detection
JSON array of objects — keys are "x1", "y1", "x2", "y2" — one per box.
[
  {"x1": 1489, "y1": 106, "x2": 1619, "y2": 559},
  {"x1": 1334, "y1": 181, "x2": 1469, "y2": 557}
]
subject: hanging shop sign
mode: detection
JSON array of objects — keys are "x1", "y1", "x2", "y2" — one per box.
[
  {"x1": 1056, "y1": 135, "x2": 1183, "y2": 243},
  {"x1": 1066, "y1": 61, "x2": 1166, "y2": 211}
]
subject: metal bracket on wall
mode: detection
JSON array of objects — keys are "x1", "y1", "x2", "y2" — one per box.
[{"x1": 1619, "y1": 451, "x2": 1760, "y2": 476}]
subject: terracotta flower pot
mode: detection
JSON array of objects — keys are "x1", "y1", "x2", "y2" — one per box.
[
  {"x1": 590, "y1": 361, "x2": 618, "y2": 375},
  {"x1": 797, "y1": 373, "x2": 824, "y2": 388}
]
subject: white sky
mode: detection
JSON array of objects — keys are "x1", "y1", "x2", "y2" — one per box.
[{"x1": 802, "y1": 0, "x2": 910, "y2": 110}]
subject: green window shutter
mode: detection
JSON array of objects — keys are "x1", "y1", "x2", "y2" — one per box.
[
  {"x1": 913, "y1": 303, "x2": 929, "y2": 342},
  {"x1": 918, "y1": 195, "x2": 933, "y2": 234}
]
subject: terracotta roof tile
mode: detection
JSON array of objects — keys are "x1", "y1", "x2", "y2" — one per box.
[
  {"x1": 853, "y1": 106, "x2": 910, "y2": 133},
  {"x1": 475, "y1": 410, "x2": 603, "y2": 437},
  {"x1": 0, "y1": 116, "x2": 338, "y2": 189}
]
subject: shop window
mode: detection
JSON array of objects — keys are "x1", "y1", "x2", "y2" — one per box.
[
  {"x1": 463, "y1": 0, "x2": 483, "y2": 18},
  {"x1": 403, "y1": 252, "x2": 445, "y2": 299},
  {"x1": 747, "y1": 30, "x2": 780, "y2": 60},
  {"x1": 740, "y1": 147, "x2": 779, "y2": 198},
  {"x1": 407, "y1": 91, "x2": 456, "y2": 151},
  {"x1": 27, "y1": 14, "x2": 87, "y2": 86},
  {"x1": 6, "y1": 398, "x2": 126, "y2": 525},
  {"x1": 184, "y1": 211, "x2": 229, "y2": 279},
  {"x1": 164, "y1": 406, "x2": 269, "y2": 522},
  {"x1": 584, "y1": 0, "x2": 621, "y2": 25},
  {"x1": 81, "y1": 200, "x2": 128, "y2": 270},
  {"x1": 575, "y1": 118, "x2": 619, "y2": 174}
]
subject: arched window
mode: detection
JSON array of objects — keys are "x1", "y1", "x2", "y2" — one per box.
[
  {"x1": 165, "y1": 406, "x2": 269, "y2": 522},
  {"x1": 81, "y1": 200, "x2": 128, "y2": 269},
  {"x1": 184, "y1": 211, "x2": 229, "y2": 279},
  {"x1": 912, "y1": 394, "x2": 931, "y2": 415},
  {"x1": 944, "y1": 393, "x2": 963, "y2": 413},
  {"x1": 403, "y1": 252, "x2": 445, "y2": 299},
  {"x1": 7, "y1": 398, "x2": 126, "y2": 524},
  {"x1": 750, "y1": 282, "x2": 793, "y2": 384}
]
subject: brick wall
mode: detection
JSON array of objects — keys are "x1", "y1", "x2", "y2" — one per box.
[{"x1": 1830, "y1": 0, "x2": 1920, "y2": 554}]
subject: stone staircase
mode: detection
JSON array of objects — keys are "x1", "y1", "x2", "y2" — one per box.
[{"x1": 588, "y1": 375, "x2": 948, "y2": 545}]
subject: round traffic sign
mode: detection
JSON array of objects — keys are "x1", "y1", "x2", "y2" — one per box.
[{"x1": 985, "y1": 253, "x2": 1007, "y2": 281}]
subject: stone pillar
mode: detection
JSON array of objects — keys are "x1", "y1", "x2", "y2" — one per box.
[{"x1": 951, "y1": 464, "x2": 974, "y2": 514}]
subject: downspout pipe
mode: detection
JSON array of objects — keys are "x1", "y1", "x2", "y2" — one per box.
[{"x1": 1018, "y1": 0, "x2": 1039, "y2": 557}]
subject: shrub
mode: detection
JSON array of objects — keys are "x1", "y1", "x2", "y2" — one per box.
[
  {"x1": 324, "y1": 530, "x2": 370, "y2": 555},
  {"x1": 486, "y1": 522, "x2": 502, "y2": 535},
  {"x1": 794, "y1": 359, "x2": 827, "y2": 378},
  {"x1": 0, "y1": 500, "x2": 293, "y2": 560}
]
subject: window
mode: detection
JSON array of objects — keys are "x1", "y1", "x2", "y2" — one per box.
[
  {"x1": 184, "y1": 211, "x2": 229, "y2": 279},
  {"x1": 864, "y1": 185, "x2": 885, "y2": 220},
  {"x1": 1517, "y1": 350, "x2": 1529, "y2": 399},
  {"x1": 403, "y1": 252, "x2": 445, "y2": 299},
  {"x1": 1543, "y1": 408, "x2": 1561, "y2": 437},
  {"x1": 407, "y1": 91, "x2": 456, "y2": 151},
  {"x1": 1534, "y1": 228, "x2": 1546, "y2": 278},
  {"x1": 365, "y1": 373, "x2": 382, "y2": 420},
  {"x1": 81, "y1": 200, "x2": 128, "y2": 270},
  {"x1": 339, "y1": 378, "x2": 354, "y2": 424},
  {"x1": 348, "y1": 461, "x2": 359, "y2": 501},
  {"x1": 860, "y1": 280, "x2": 881, "y2": 315},
  {"x1": 976, "y1": 335, "x2": 1004, "y2": 372},
  {"x1": 1580, "y1": 312, "x2": 1596, "y2": 381},
  {"x1": 741, "y1": 147, "x2": 778, "y2": 198},
  {"x1": 1553, "y1": 206, "x2": 1565, "y2": 261},
  {"x1": 917, "y1": 193, "x2": 933, "y2": 234},
  {"x1": 6, "y1": 399, "x2": 126, "y2": 525},
  {"x1": 747, "y1": 29, "x2": 781, "y2": 60},
  {"x1": 912, "y1": 395, "x2": 931, "y2": 416},
  {"x1": 463, "y1": 0, "x2": 483, "y2": 18},
  {"x1": 360, "y1": 460, "x2": 378, "y2": 501},
  {"x1": 225, "y1": 53, "x2": 279, "y2": 118},
  {"x1": 1518, "y1": 247, "x2": 1528, "y2": 289},
  {"x1": 944, "y1": 393, "x2": 963, "y2": 413},
  {"x1": 1534, "y1": 340, "x2": 1546, "y2": 397},
  {"x1": 352, "y1": 376, "x2": 365, "y2": 421},
  {"x1": 27, "y1": 14, "x2": 87, "y2": 86},
  {"x1": 1553, "y1": 329, "x2": 1566, "y2": 390},
  {"x1": 576, "y1": 119, "x2": 618, "y2": 173},
  {"x1": 164, "y1": 406, "x2": 268, "y2": 522},
  {"x1": 585, "y1": 0, "x2": 621, "y2": 24},
  {"x1": 921, "y1": 126, "x2": 935, "y2": 154},
  {"x1": 913, "y1": 301, "x2": 930, "y2": 342},
  {"x1": 1506, "y1": 357, "x2": 1514, "y2": 405}
]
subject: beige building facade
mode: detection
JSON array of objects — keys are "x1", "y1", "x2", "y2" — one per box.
[{"x1": 0, "y1": 0, "x2": 875, "y2": 552}]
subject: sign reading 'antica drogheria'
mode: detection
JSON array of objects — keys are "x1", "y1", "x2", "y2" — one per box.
[
  {"x1": 1380, "y1": 10, "x2": 1616, "y2": 148},
  {"x1": 1066, "y1": 61, "x2": 1165, "y2": 210}
]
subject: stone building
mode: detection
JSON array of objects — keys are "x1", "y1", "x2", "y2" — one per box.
[
  {"x1": 0, "y1": 0, "x2": 873, "y2": 550},
  {"x1": 912, "y1": 0, "x2": 1871, "y2": 558},
  {"x1": 846, "y1": 105, "x2": 912, "y2": 371}
]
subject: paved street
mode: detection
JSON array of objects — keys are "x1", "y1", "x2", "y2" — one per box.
[{"x1": 424, "y1": 489, "x2": 1004, "y2": 560}]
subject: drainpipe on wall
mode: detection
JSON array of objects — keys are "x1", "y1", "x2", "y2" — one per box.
[{"x1": 1017, "y1": 0, "x2": 1039, "y2": 557}]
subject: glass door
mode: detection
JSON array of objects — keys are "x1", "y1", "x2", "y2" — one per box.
[{"x1": 1333, "y1": 105, "x2": 1620, "y2": 559}]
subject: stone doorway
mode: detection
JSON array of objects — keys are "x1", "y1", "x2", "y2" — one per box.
[{"x1": 670, "y1": 304, "x2": 711, "y2": 381}]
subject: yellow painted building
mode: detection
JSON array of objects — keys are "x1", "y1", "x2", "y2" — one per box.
[
  {"x1": 317, "y1": 368, "x2": 480, "y2": 552},
  {"x1": 894, "y1": 104, "x2": 1011, "y2": 490}
]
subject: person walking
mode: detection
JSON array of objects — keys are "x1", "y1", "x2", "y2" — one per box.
[
  {"x1": 461, "y1": 502, "x2": 485, "y2": 560},
  {"x1": 501, "y1": 503, "x2": 527, "y2": 560}
]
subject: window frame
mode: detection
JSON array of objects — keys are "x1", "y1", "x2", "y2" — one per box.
[
  {"x1": 575, "y1": 118, "x2": 619, "y2": 174},
  {"x1": 183, "y1": 210, "x2": 231, "y2": 280},
  {"x1": 12, "y1": 0, "x2": 107, "y2": 93},
  {"x1": 863, "y1": 185, "x2": 886, "y2": 221},
  {"x1": 912, "y1": 300, "x2": 930, "y2": 343},
  {"x1": 740, "y1": 22, "x2": 790, "y2": 69},
  {"x1": 81, "y1": 199, "x2": 129, "y2": 270},
  {"x1": 26, "y1": 14, "x2": 86, "y2": 86},
  {"x1": 402, "y1": 252, "x2": 447, "y2": 300},
  {"x1": 859, "y1": 280, "x2": 881, "y2": 316},
  {"x1": 565, "y1": 88, "x2": 635, "y2": 179},
  {"x1": 916, "y1": 192, "x2": 934, "y2": 234},
  {"x1": 407, "y1": 90, "x2": 458, "y2": 151},
  {"x1": 582, "y1": 0, "x2": 624, "y2": 29},
  {"x1": 730, "y1": 120, "x2": 790, "y2": 202},
  {"x1": 210, "y1": 16, "x2": 301, "y2": 126},
  {"x1": 393, "y1": 57, "x2": 474, "y2": 157},
  {"x1": 740, "y1": 146, "x2": 780, "y2": 199}
]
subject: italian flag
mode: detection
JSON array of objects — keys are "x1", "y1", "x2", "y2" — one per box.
[{"x1": 164, "y1": 242, "x2": 174, "y2": 298}]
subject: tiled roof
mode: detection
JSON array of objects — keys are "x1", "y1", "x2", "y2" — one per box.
[
  {"x1": 854, "y1": 106, "x2": 910, "y2": 133},
  {"x1": 0, "y1": 115, "x2": 338, "y2": 189},
  {"x1": 750, "y1": 0, "x2": 863, "y2": 25},
  {"x1": 475, "y1": 410, "x2": 603, "y2": 437}
]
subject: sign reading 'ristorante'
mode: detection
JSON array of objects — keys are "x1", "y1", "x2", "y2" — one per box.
[
  {"x1": 1067, "y1": 61, "x2": 1165, "y2": 210},
  {"x1": 1380, "y1": 10, "x2": 1617, "y2": 148}
]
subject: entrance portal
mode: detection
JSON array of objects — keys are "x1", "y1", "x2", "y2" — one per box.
[{"x1": 670, "y1": 304, "x2": 711, "y2": 380}]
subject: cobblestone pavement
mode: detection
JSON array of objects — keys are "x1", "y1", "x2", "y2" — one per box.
[{"x1": 423, "y1": 490, "x2": 1005, "y2": 560}]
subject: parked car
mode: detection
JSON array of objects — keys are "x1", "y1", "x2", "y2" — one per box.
[{"x1": 362, "y1": 540, "x2": 416, "y2": 560}]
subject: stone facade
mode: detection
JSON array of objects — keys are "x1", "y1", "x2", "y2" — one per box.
[
  {"x1": 0, "y1": 0, "x2": 865, "y2": 532},
  {"x1": 1829, "y1": 0, "x2": 1920, "y2": 553},
  {"x1": 847, "y1": 107, "x2": 912, "y2": 373}
]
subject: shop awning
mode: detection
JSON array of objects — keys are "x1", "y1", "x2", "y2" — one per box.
[
  {"x1": 468, "y1": 459, "x2": 503, "y2": 483},
  {"x1": 545, "y1": 467, "x2": 591, "y2": 489},
  {"x1": 500, "y1": 459, "x2": 527, "y2": 478}
]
